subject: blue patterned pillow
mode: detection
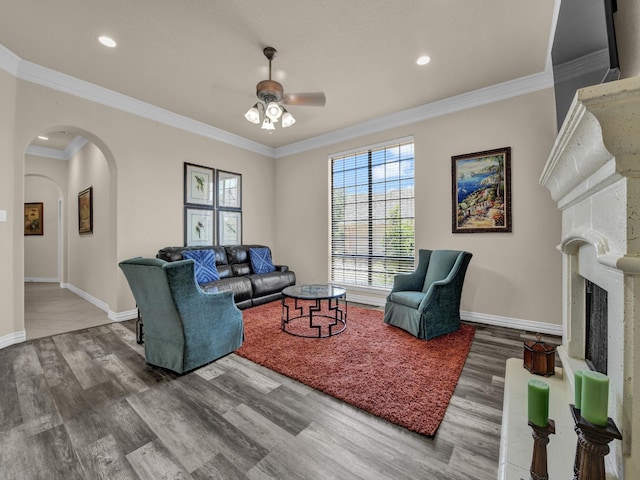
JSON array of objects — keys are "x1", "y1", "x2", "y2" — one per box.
[
  {"x1": 249, "y1": 247, "x2": 276, "y2": 274},
  {"x1": 182, "y1": 249, "x2": 220, "y2": 284}
]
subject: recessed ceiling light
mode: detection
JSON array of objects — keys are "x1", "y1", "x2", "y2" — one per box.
[
  {"x1": 416, "y1": 55, "x2": 431, "y2": 66},
  {"x1": 37, "y1": 135, "x2": 49, "y2": 141},
  {"x1": 98, "y1": 35, "x2": 117, "y2": 48}
]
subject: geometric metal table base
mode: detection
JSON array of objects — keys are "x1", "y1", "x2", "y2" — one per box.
[{"x1": 281, "y1": 284, "x2": 347, "y2": 338}]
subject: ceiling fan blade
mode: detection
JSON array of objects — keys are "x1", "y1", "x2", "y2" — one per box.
[{"x1": 283, "y1": 92, "x2": 326, "y2": 107}]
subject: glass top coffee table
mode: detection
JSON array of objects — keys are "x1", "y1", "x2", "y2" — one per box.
[{"x1": 281, "y1": 284, "x2": 347, "y2": 338}]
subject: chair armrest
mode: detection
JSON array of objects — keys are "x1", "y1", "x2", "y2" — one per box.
[{"x1": 275, "y1": 264, "x2": 289, "y2": 272}]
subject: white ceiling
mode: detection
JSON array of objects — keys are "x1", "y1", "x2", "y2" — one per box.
[{"x1": 1, "y1": 0, "x2": 557, "y2": 151}]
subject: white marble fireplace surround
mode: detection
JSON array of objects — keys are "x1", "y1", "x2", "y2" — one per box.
[{"x1": 537, "y1": 76, "x2": 640, "y2": 479}]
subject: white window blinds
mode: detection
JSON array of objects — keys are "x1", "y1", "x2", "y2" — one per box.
[{"x1": 330, "y1": 138, "x2": 415, "y2": 288}]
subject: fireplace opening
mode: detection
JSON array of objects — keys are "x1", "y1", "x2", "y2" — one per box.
[{"x1": 585, "y1": 279, "x2": 608, "y2": 374}]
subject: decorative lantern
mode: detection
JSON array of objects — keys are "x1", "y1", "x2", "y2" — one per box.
[{"x1": 524, "y1": 333, "x2": 556, "y2": 377}]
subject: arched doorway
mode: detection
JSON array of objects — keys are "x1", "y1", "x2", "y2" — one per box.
[{"x1": 23, "y1": 127, "x2": 118, "y2": 339}]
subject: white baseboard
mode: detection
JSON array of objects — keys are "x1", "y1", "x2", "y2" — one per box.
[
  {"x1": 110, "y1": 309, "x2": 138, "y2": 322},
  {"x1": 25, "y1": 277, "x2": 58, "y2": 283},
  {"x1": 461, "y1": 310, "x2": 563, "y2": 336},
  {"x1": 0, "y1": 330, "x2": 26, "y2": 349},
  {"x1": 62, "y1": 282, "x2": 110, "y2": 312}
]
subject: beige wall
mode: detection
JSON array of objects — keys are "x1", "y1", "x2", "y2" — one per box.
[
  {"x1": 617, "y1": 0, "x2": 640, "y2": 78},
  {"x1": 24, "y1": 175, "x2": 60, "y2": 280},
  {"x1": 24, "y1": 155, "x2": 69, "y2": 283},
  {"x1": 276, "y1": 88, "x2": 562, "y2": 326},
  {"x1": 7, "y1": 79, "x2": 273, "y2": 337},
  {"x1": 67, "y1": 142, "x2": 111, "y2": 302},
  {"x1": 0, "y1": 69, "x2": 18, "y2": 338}
]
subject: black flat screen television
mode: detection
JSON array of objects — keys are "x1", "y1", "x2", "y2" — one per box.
[{"x1": 551, "y1": 0, "x2": 620, "y2": 130}]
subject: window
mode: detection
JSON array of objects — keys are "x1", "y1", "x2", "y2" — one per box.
[{"x1": 330, "y1": 138, "x2": 415, "y2": 288}]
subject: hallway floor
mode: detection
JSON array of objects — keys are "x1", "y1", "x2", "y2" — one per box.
[{"x1": 24, "y1": 282, "x2": 111, "y2": 340}]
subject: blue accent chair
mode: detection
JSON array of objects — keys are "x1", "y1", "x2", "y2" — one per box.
[
  {"x1": 119, "y1": 257, "x2": 244, "y2": 373},
  {"x1": 383, "y1": 249, "x2": 472, "y2": 340}
]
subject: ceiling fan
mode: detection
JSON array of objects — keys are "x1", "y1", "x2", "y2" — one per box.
[{"x1": 245, "y1": 46, "x2": 326, "y2": 130}]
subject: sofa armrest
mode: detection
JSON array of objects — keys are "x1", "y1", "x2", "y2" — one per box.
[{"x1": 275, "y1": 264, "x2": 289, "y2": 272}]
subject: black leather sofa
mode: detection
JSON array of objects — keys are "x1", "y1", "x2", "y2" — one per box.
[{"x1": 156, "y1": 244, "x2": 295, "y2": 309}]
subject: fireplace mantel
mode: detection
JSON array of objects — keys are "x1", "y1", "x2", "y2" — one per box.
[{"x1": 539, "y1": 76, "x2": 640, "y2": 479}]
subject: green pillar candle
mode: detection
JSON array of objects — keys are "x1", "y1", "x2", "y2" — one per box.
[
  {"x1": 528, "y1": 379, "x2": 550, "y2": 427},
  {"x1": 574, "y1": 370, "x2": 584, "y2": 409},
  {"x1": 581, "y1": 371, "x2": 609, "y2": 426}
]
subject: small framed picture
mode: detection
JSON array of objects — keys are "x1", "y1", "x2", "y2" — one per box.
[
  {"x1": 218, "y1": 210, "x2": 242, "y2": 245},
  {"x1": 217, "y1": 170, "x2": 242, "y2": 209},
  {"x1": 184, "y1": 162, "x2": 214, "y2": 207},
  {"x1": 451, "y1": 147, "x2": 512, "y2": 233},
  {"x1": 78, "y1": 186, "x2": 93, "y2": 235},
  {"x1": 24, "y1": 202, "x2": 44, "y2": 235},
  {"x1": 185, "y1": 207, "x2": 214, "y2": 246}
]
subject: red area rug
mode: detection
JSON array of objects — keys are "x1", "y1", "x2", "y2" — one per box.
[{"x1": 235, "y1": 301, "x2": 475, "y2": 437}]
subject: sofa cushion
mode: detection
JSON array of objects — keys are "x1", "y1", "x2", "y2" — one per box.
[
  {"x1": 249, "y1": 247, "x2": 276, "y2": 274},
  {"x1": 182, "y1": 249, "x2": 220, "y2": 284}
]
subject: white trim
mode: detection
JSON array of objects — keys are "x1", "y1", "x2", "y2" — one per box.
[
  {"x1": 461, "y1": 310, "x2": 563, "y2": 336},
  {"x1": 1, "y1": 42, "x2": 553, "y2": 160},
  {"x1": 0, "y1": 43, "x2": 20, "y2": 76},
  {"x1": 65, "y1": 135, "x2": 89, "y2": 158},
  {"x1": 109, "y1": 308, "x2": 138, "y2": 322},
  {"x1": 16, "y1": 59, "x2": 275, "y2": 158},
  {"x1": 24, "y1": 277, "x2": 58, "y2": 283},
  {"x1": 0, "y1": 330, "x2": 26, "y2": 349},
  {"x1": 329, "y1": 135, "x2": 414, "y2": 159},
  {"x1": 274, "y1": 70, "x2": 553, "y2": 158},
  {"x1": 25, "y1": 145, "x2": 69, "y2": 160},
  {"x1": 553, "y1": 49, "x2": 610, "y2": 84},
  {"x1": 62, "y1": 282, "x2": 109, "y2": 312}
]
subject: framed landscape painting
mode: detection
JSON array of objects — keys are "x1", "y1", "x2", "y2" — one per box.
[
  {"x1": 78, "y1": 187, "x2": 93, "y2": 234},
  {"x1": 24, "y1": 202, "x2": 43, "y2": 235},
  {"x1": 451, "y1": 147, "x2": 511, "y2": 233}
]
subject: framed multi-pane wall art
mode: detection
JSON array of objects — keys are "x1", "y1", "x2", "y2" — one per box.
[
  {"x1": 183, "y1": 163, "x2": 243, "y2": 246},
  {"x1": 184, "y1": 207, "x2": 215, "y2": 246},
  {"x1": 217, "y1": 170, "x2": 241, "y2": 209},
  {"x1": 184, "y1": 163, "x2": 214, "y2": 207}
]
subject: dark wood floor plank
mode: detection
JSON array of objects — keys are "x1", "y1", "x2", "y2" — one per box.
[
  {"x1": 0, "y1": 346, "x2": 23, "y2": 432},
  {"x1": 126, "y1": 439, "x2": 194, "y2": 480},
  {"x1": 79, "y1": 434, "x2": 140, "y2": 480},
  {"x1": 7, "y1": 296, "x2": 561, "y2": 479}
]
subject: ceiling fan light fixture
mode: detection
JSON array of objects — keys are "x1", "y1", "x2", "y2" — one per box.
[
  {"x1": 244, "y1": 104, "x2": 261, "y2": 124},
  {"x1": 265, "y1": 101, "x2": 283, "y2": 121},
  {"x1": 281, "y1": 110, "x2": 296, "y2": 128},
  {"x1": 261, "y1": 118, "x2": 275, "y2": 131}
]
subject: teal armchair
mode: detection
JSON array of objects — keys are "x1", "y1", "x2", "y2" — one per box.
[
  {"x1": 119, "y1": 257, "x2": 244, "y2": 373},
  {"x1": 384, "y1": 249, "x2": 472, "y2": 340}
]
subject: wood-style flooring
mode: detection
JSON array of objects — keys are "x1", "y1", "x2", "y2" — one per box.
[{"x1": 6, "y1": 286, "x2": 560, "y2": 479}]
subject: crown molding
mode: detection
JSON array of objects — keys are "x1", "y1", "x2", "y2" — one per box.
[
  {"x1": 25, "y1": 144, "x2": 69, "y2": 160},
  {"x1": 25, "y1": 135, "x2": 89, "y2": 160},
  {"x1": 0, "y1": 43, "x2": 20, "y2": 76},
  {"x1": 15, "y1": 58, "x2": 275, "y2": 158},
  {"x1": 274, "y1": 70, "x2": 554, "y2": 158},
  {"x1": 553, "y1": 48, "x2": 610, "y2": 84},
  {"x1": 2, "y1": 42, "x2": 552, "y2": 160},
  {"x1": 65, "y1": 135, "x2": 89, "y2": 158}
]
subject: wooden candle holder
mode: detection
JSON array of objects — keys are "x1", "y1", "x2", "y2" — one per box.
[
  {"x1": 570, "y1": 405, "x2": 622, "y2": 480},
  {"x1": 528, "y1": 418, "x2": 555, "y2": 480}
]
